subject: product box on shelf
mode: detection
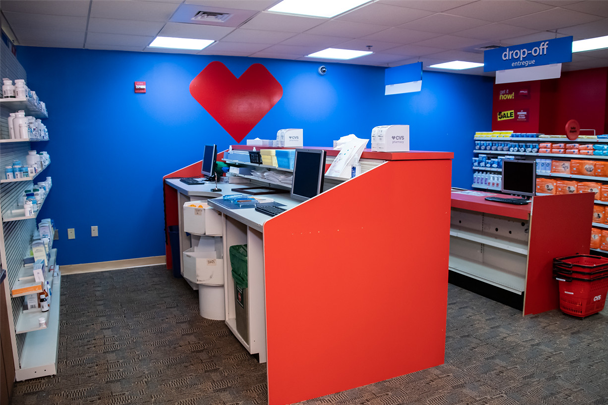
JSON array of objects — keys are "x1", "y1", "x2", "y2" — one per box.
[
  {"x1": 591, "y1": 228, "x2": 601, "y2": 249},
  {"x1": 593, "y1": 205, "x2": 606, "y2": 223},
  {"x1": 571, "y1": 160, "x2": 595, "y2": 176},
  {"x1": 595, "y1": 162, "x2": 608, "y2": 177},
  {"x1": 579, "y1": 182, "x2": 601, "y2": 200},
  {"x1": 537, "y1": 178, "x2": 556, "y2": 194},
  {"x1": 556, "y1": 180, "x2": 578, "y2": 195},
  {"x1": 551, "y1": 160, "x2": 571, "y2": 174},
  {"x1": 276, "y1": 129, "x2": 303, "y2": 148},
  {"x1": 371, "y1": 125, "x2": 409, "y2": 152}
]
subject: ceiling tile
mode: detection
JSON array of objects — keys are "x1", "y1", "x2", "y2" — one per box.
[
  {"x1": 456, "y1": 23, "x2": 539, "y2": 41},
  {"x1": 85, "y1": 44, "x2": 146, "y2": 52},
  {"x1": 240, "y1": 12, "x2": 325, "y2": 33},
  {"x1": 559, "y1": 18, "x2": 608, "y2": 40},
  {"x1": 86, "y1": 32, "x2": 155, "y2": 47},
  {"x1": 501, "y1": 31, "x2": 569, "y2": 45},
  {"x1": 1, "y1": 0, "x2": 91, "y2": 17},
  {"x1": 575, "y1": 48, "x2": 608, "y2": 60},
  {"x1": 158, "y1": 22, "x2": 235, "y2": 40},
  {"x1": 280, "y1": 34, "x2": 351, "y2": 47},
  {"x1": 88, "y1": 18, "x2": 165, "y2": 37},
  {"x1": 445, "y1": 1, "x2": 553, "y2": 22},
  {"x1": 306, "y1": 20, "x2": 387, "y2": 38},
  {"x1": 90, "y1": 1, "x2": 181, "y2": 22},
  {"x1": 400, "y1": 13, "x2": 490, "y2": 34},
  {"x1": 425, "y1": 49, "x2": 484, "y2": 62},
  {"x1": 528, "y1": 0, "x2": 583, "y2": 5},
  {"x1": 4, "y1": 11, "x2": 87, "y2": 32},
  {"x1": 362, "y1": 28, "x2": 442, "y2": 44},
  {"x1": 170, "y1": 3, "x2": 257, "y2": 27},
  {"x1": 352, "y1": 52, "x2": 411, "y2": 64},
  {"x1": 19, "y1": 41, "x2": 84, "y2": 49},
  {"x1": 377, "y1": 1, "x2": 477, "y2": 12},
  {"x1": 199, "y1": 50, "x2": 254, "y2": 56},
  {"x1": 337, "y1": 3, "x2": 433, "y2": 26},
  {"x1": 413, "y1": 35, "x2": 488, "y2": 49},
  {"x1": 17, "y1": 29, "x2": 85, "y2": 45},
  {"x1": 504, "y1": 8, "x2": 602, "y2": 31},
  {"x1": 261, "y1": 44, "x2": 322, "y2": 56},
  {"x1": 334, "y1": 38, "x2": 402, "y2": 52},
  {"x1": 184, "y1": 0, "x2": 280, "y2": 11},
  {"x1": 387, "y1": 57, "x2": 419, "y2": 67},
  {"x1": 387, "y1": 44, "x2": 446, "y2": 57},
  {"x1": 249, "y1": 52, "x2": 300, "y2": 60},
  {"x1": 203, "y1": 41, "x2": 270, "y2": 53},
  {"x1": 221, "y1": 29, "x2": 296, "y2": 44}
]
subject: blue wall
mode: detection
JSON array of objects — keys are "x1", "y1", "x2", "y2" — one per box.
[{"x1": 17, "y1": 47, "x2": 492, "y2": 265}]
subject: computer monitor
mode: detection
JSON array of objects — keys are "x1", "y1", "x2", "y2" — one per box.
[
  {"x1": 501, "y1": 160, "x2": 536, "y2": 198},
  {"x1": 202, "y1": 144, "x2": 217, "y2": 178},
  {"x1": 290, "y1": 149, "x2": 327, "y2": 202}
]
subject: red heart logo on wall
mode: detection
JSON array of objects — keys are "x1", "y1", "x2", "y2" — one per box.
[{"x1": 190, "y1": 61, "x2": 283, "y2": 143}]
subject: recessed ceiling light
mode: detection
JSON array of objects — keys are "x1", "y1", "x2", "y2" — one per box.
[
  {"x1": 429, "y1": 61, "x2": 484, "y2": 70},
  {"x1": 572, "y1": 35, "x2": 608, "y2": 53},
  {"x1": 269, "y1": 0, "x2": 373, "y2": 18},
  {"x1": 149, "y1": 36, "x2": 214, "y2": 50},
  {"x1": 307, "y1": 48, "x2": 372, "y2": 60}
]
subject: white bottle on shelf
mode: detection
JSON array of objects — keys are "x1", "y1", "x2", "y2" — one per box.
[
  {"x1": 26, "y1": 150, "x2": 38, "y2": 168},
  {"x1": 14, "y1": 80, "x2": 26, "y2": 99},
  {"x1": 2, "y1": 78, "x2": 15, "y2": 98},
  {"x1": 7, "y1": 113, "x2": 16, "y2": 139},
  {"x1": 13, "y1": 111, "x2": 27, "y2": 139}
]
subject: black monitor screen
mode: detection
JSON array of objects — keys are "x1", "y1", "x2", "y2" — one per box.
[
  {"x1": 502, "y1": 160, "x2": 536, "y2": 197},
  {"x1": 291, "y1": 150, "x2": 326, "y2": 201},
  {"x1": 202, "y1": 144, "x2": 217, "y2": 177}
]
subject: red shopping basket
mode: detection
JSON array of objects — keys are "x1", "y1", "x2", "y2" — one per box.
[
  {"x1": 553, "y1": 271, "x2": 608, "y2": 318},
  {"x1": 554, "y1": 255, "x2": 608, "y2": 275}
]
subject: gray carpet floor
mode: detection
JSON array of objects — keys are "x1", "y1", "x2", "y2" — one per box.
[{"x1": 9, "y1": 265, "x2": 608, "y2": 405}]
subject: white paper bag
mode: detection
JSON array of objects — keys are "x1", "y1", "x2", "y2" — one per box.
[{"x1": 326, "y1": 135, "x2": 369, "y2": 179}]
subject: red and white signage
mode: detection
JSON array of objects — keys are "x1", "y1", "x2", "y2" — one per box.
[{"x1": 134, "y1": 81, "x2": 146, "y2": 93}]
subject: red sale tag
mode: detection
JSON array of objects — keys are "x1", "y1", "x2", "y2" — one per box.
[{"x1": 134, "y1": 81, "x2": 146, "y2": 93}]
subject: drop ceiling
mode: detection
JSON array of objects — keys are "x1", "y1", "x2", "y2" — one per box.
[{"x1": 2, "y1": 0, "x2": 608, "y2": 76}]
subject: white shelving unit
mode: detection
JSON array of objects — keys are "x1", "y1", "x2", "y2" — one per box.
[
  {"x1": 474, "y1": 150, "x2": 608, "y2": 160},
  {"x1": 472, "y1": 184, "x2": 501, "y2": 191},
  {"x1": 0, "y1": 163, "x2": 49, "y2": 184},
  {"x1": 0, "y1": 41, "x2": 58, "y2": 382},
  {"x1": 2, "y1": 185, "x2": 51, "y2": 222},
  {"x1": 473, "y1": 167, "x2": 501, "y2": 172},
  {"x1": 450, "y1": 226, "x2": 528, "y2": 255},
  {"x1": 449, "y1": 255, "x2": 526, "y2": 294}
]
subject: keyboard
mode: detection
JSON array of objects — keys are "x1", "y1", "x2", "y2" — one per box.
[
  {"x1": 180, "y1": 178, "x2": 205, "y2": 185},
  {"x1": 255, "y1": 206, "x2": 286, "y2": 217},
  {"x1": 485, "y1": 197, "x2": 529, "y2": 205}
]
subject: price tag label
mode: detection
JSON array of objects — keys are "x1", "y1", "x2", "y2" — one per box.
[
  {"x1": 33, "y1": 269, "x2": 44, "y2": 283},
  {"x1": 207, "y1": 259, "x2": 216, "y2": 266},
  {"x1": 194, "y1": 208, "x2": 203, "y2": 216}
]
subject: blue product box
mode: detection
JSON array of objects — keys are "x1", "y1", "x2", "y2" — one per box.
[
  {"x1": 593, "y1": 144, "x2": 608, "y2": 150},
  {"x1": 473, "y1": 158, "x2": 479, "y2": 167},
  {"x1": 475, "y1": 141, "x2": 481, "y2": 150}
]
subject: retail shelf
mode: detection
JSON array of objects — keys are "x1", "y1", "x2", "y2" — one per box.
[
  {"x1": 475, "y1": 137, "x2": 607, "y2": 142},
  {"x1": 17, "y1": 270, "x2": 61, "y2": 381},
  {"x1": 450, "y1": 226, "x2": 528, "y2": 255},
  {"x1": 473, "y1": 167, "x2": 502, "y2": 172},
  {"x1": 11, "y1": 243, "x2": 55, "y2": 298},
  {"x1": 224, "y1": 159, "x2": 293, "y2": 172},
  {"x1": 539, "y1": 172, "x2": 608, "y2": 182},
  {"x1": 2, "y1": 185, "x2": 51, "y2": 222},
  {"x1": 591, "y1": 248, "x2": 607, "y2": 255},
  {"x1": 474, "y1": 150, "x2": 608, "y2": 160},
  {"x1": 231, "y1": 173, "x2": 292, "y2": 189},
  {"x1": 448, "y1": 255, "x2": 525, "y2": 294},
  {"x1": 592, "y1": 223, "x2": 608, "y2": 230},
  {"x1": 1, "y1": 163, "x2": 49, "y2": 184},
  {"x1": 0, "y1": 98, "x2": 48, "y2": 118},
  {"x1": 0, "y1": 138, "x2": 48, "y2": 143},
  {"x1": 472, "y1": 184, "x2": 501, "y2": 191},
  {"x1": 14, "y1": 249, "x2": 57, "y2": 334}
]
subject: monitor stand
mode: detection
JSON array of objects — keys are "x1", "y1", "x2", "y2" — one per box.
[{"x1": 210, "y1": 173, "x2": 222, "y2": 192}]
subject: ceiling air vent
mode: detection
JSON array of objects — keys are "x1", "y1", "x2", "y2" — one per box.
[
  {"x1": 192, "y1": 11, "x2": 232, "y2": 23},
  {"x1": 476, "y1": 45, "x2": 501, "y2": 51}
]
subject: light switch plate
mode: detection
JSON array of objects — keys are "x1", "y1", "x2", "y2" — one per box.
[
  {"x1": 68, "y1": 228, "x2": 75, "y2": 239},
  {"x1": 91, "y1": 226, "x2": 98, "y2": 237},
  {"x1": 54, "y1": 230, "x2": 59, "y2": 240}
]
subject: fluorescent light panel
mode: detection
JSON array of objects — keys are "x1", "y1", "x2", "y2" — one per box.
[
  {"x1": 306, "y1": 48, "x2": 372, "y2": 60},
  {"x1": 429, "y1": 61, "x2": 484, "y2": 70},
  {"x1": 149, "y1": 36, "x2": 214, "y2": 50},
  {"x1": 269, "y1": 0, "x2": 373, "y2": 18},
  {"x1": 572, "y1": 35, "x2": 608, "y2": 53}
]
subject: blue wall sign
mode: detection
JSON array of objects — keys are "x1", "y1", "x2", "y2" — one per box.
[{"x1": 484, "y1": 36, "x2": 573, "y2": 72}]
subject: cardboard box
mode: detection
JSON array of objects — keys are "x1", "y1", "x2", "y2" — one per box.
[
  {"x1": 183, "y1": 201, "x2": 222, "y2": 236},
  {"x1": 277, "y1": 129, "x2": 303, "y2": 148},
  {"x1": 556, "y1": 180, "x2": 578, "y2": 195},
  {"x1": 536, "y1": 178, "x2": 556, "y2": 195},
  {"x1": 579, "y1": 182, "x2": 601, "y2": 199},
  {"x1": 571, "y1": 160, "x2": 595, "y2": 176},
  {"x1": 371, "y1": 125, "x2": 410, "y2": 152},
  {"x1": 551, "y1": 160, "x2": 570, "y2": 174}
]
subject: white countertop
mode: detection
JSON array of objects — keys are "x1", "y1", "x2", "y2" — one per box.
[{"x1": 165, "y1": 178, "x2": 302, "y2": 232}]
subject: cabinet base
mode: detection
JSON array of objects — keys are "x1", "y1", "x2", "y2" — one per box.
[{"x1": 449, "y1": 271, "x2": 524, "y2": 311}]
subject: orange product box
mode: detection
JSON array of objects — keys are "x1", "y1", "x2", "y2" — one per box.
[
  {"x1": 539, "y1": 143, "x2": 552, "y2": 149},
  {"x1": 595, "y1": 161, "x2": 608, "y2": 177},
  {"x1": 591, "y1": 228, "x2": 601, "y2": 249},
  {"x1": 553, "y1": 143, "x2": 566, "y2": 149},
  {"x1": 600, "y1": 185, "x2": 608, "y2": 202},
  {"x1": 593, "y1": 205, "x2": 605, "y2": 223},
  {"x1": 539, "y1": 148, "x2": 551, "y2": 154},
  {"x1": 601, "y1": 230, "x2": 608, "y2": 251},
  {"x1": 568, "y1": 150, "x2": 580, "y2": 154},
  {"x1": 551, "y1": 149, "x2": 565, "y2": 154},
  {"x1": 571, "y1": 160, "x2": 595, "y2": 175},
  {"x1": 566, "y1": 144, "x2": 580, "y2": 149},
  {"x1": 580, "y1": 150, "x2": 594, "y2": 155},
  {"x1": 579, "y1": 182, "x2": 601, "y2": 199},
  {"x1": 579, "y1": 144, "x2": 594, "y2": 150},
  {"x1": 536, "y1": 178, "x2": 556, "y2": 195},
  {"x1": 551, "y1": 160, "x2": 570, "y2": 174},
  {"x1": 556, "y1": 180, "x2": 578, "y2": 195}
]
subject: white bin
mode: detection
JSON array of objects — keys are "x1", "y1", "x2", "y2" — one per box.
[
  {"x1": 183, "y1": 246, "x2": 225, "y2": 320},
  {"x1": 183, "y1": 201, "x2": 222, "y2": 236}
]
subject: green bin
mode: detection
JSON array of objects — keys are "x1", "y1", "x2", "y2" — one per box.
[{"x1": 229, "y1": 245, "x2": 248, "y2": 343}]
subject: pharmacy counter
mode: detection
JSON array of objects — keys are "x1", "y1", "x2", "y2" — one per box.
[
  {"x1": 449, "y1": 190, "x2": 593, "y2": 315},
  {"x1": 165, "y1": 149, "x2": 454, "y2": 405}
]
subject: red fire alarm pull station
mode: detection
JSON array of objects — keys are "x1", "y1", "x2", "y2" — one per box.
[{"x1": 134, "y1": 81, "x2": 146, "y2": 93}]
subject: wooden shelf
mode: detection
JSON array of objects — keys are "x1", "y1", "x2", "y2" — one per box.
[
  {"x1": 450, "y1": 226, "x2": 528, "y2": 255},
  {"x1": 448, "y1": 255, "x2": 525, "y2": 294},
  {"x1": 2, "y1": 185, "x2": 51, "y2": 222},
  {"x1": 14, "y1": 249, "x2": 57, "y2": 334},
  {"x1": 474, "y1": 150, "x2": 608, "y2": 160},
  {"x1": 0, "y1": 98, "x2": 47, "y2": 118},
  {"x1": 1, "y1": 163, "x2": 49, "y2": 184}
]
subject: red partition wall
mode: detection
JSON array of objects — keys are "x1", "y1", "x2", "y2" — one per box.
[
  {"x1": 524, "y1": 193, "x2": 594, "y2": 315},
  {"x1": 264, "y1": 156, "x2": 452, "y2": 404}
]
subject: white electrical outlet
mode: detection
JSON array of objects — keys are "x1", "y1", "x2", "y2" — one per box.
[
  {"x1": 68, "y1": 228, "x2": 75, "y2": 239},
  {"x1": 91, "y1": 226, "x2": 98, "y2": 237}
]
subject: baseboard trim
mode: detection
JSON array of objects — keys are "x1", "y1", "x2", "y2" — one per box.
[{"x1": 61, "y1": 256, "x2": 166, "y2": 275}]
